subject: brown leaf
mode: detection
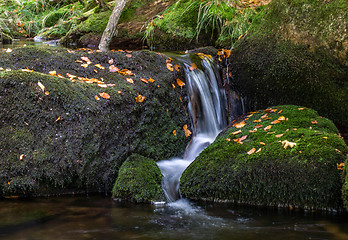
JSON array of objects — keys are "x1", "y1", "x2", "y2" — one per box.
[{"x1": 233, "y1": 121, "x2": 246, "y2": 128}]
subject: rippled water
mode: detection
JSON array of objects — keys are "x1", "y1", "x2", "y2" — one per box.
[{"x1": 0, "y1": 195, "x2": 347, "y2": 240}]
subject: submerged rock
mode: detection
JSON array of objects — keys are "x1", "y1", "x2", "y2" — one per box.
[
  {"x1": 112, "y1": 154, "x2": 165, "y2": 203},
  {"x1": 0, "y1": 46, "x2": 190, "y2": 197},
  {"x1": 180, "y1": 105, "x2": 347, "y2": 210}
]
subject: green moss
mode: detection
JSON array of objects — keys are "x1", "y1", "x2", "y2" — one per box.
[
  {"x1": 343, "y1": 160, "x2": 348, "y2": 211},
  {"x1": 112, "y1": 154, "x2": 165, "y2": 203},
  {"x1": 181, "y1": 105, "x2": 347, "y2": 210},
  {"x1": 0, "y1": 46, "x2": 189, "y2": 197}
]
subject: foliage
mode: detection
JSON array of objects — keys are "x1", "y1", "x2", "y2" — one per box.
[{"x1": 180, "y1": 105, "x2": 347, "y2": 210}]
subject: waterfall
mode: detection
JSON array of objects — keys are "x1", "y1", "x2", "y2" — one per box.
[{"x1": 157, "y1": 55, "x2": 227, "y2": 203}]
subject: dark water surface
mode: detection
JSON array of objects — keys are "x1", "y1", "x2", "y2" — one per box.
[{"x1": 0, "y1": 195, "x2": 347, "y2": 240}]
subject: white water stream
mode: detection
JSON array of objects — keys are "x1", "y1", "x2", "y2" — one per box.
[{"x1": 157, "y1": 56, "x2": 227, "y2": 203}]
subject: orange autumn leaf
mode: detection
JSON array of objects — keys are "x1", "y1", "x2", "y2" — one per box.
[
  {"x1": 167, "y1": 63, "x2": 174, "y2": 71},
  {"x1": 118, "y1": 69, "x2": 134, "y2": 76},
  {"x1": 264, "y1": 125, "x2": 272, "y2": 131},
  {"x1": 233, "y1": 135, "x2": 247, "y2": 144},
  {"x1": 298, "y1": 107, "x2": 306, "y2": 110},
  {"x1": 118, "y1": 91, "x2": 122, "y2": 95},
  {"x1": 81, "y1": 64, "x2": 89, "y2": 68},
  {"x1": 109, "y1": 65, "x2": 119, "y2": 72},
  {"x1": 21, "y1": 68, "x2": 33, "y2": 73},
  {"x1": 233, "y1": 121, "x2": 246, "y2": 128},
  {"x1": 135, "y1": 93, "x2": 145, "y2": 103},
  {"x1": 259, "y1": 142, "x2": 266, "y2": 145},
  {"x1": 126, "y1": 78, "x2": 134, "y2": 84},
  {"x1": 275, "y1": 133, "x2": 284, "y2": 138},
  {"x1": 253, "y1": 119, "x2": 261, "y2": 123},
  {"x1": 174, "y1": 64, "x2": 181, "y2": 72},
  {"x1": 126, "y1": 54, "x2": 132, "y2": 58},
  {"x1": 76, "y1": 60, "x2": 83, "y2": 63},
  {"x1": 108, "y1": 59, "x2": 114, "y2": 65},
  {"x1": 95, "y1": 95, "x2": 100, "y2": 101},
  {"x1": 183, "y1": 124, "x2": 192, "y2": 138},
  {"x1": 261, "y1": 114, "x2": 268, "y2": 119},
  {"x1": 231, "y1": 130, "x2": 242, "y2": 135},
  {"x1": 173, "y1": 130, "x2": 177, "y2": 136},
  {"x1": 271, "y1": 119, "x2": 281, "y2": 124},
  {"x1": 278, "y1": 116, "x2": 286, "y2": 121},
  {"x1": 189, "y1": 63, "x2": 197, "y2": 71},
  {"x1": 95, "y1": 64, "x2": 105, "y2": 70},
  {"x1": 176, "y1": 79, "x2": 185, "y2": 88},
  {"x1": 278, "y1": 109, "x2": 283, "y2": 114},
  {"x1": 247, "y1": 148, "x2": 256, "y2": 155},
  {"x1": 265, "y1": 108, "x2": 277, "y2": 113},
  {"x1": 148, "y1": 78, "x2": 155, "y2": 83},
  {"x1": 141, "y1": 78, "x2": 149, "y2": 84},
  {"x1": 337, "y1": 163, "x2": 344, "y2": 170},
  {"x1": 81, "y1": 56, "x2": 91, "y2": 63},
  {"x1": 226, "y1": 138, "x2": 231, "y2": 142},
  {"x1": 249, "y1": 129, "x2": 257, "y2": 133},
  {"x1": 99, "y1": 92, "x2": 110, "y2": 99},
  {"x1": 166, "y1": 58, "x2": 173, "y2": 63},
  {"x1": 66, "y1": 73, "x2": 77, "y2": 80},
  {"x1": 255, "y1": 124, "x2": 263, "y2": 128},
  {"x1": 172, "y1": 84, "x2": 176, "y2": 89},
  {"x1": 44, "y1": 91, "x2": 49, "y2": 95},
  {"x1": 49, "y1": 70, "x2": 56, "y2": 76},
  {"x1": 311, "y1": 120, "x2": 318, "y2": 124}
]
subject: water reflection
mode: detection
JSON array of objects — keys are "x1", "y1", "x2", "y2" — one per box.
[{"x1": 0, "y1": 195, "x2": 347, "y2": 240}]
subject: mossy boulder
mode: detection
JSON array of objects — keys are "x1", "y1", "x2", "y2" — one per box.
[
  {"x1": 0, "y1": 45, "x2": 190, "y2": 197},
  {"x1": 112, "y1": 154, "x2": 165, "y2": 203},
  {"x1": 228, "y1": 0, "x2": 348, "y2": 140},
  {"x1": 180, "y1": 105, "x2": 348, "y2": 210},
  {"x1": 343, "y1": 160, "x2": 348, "y2": 211}
]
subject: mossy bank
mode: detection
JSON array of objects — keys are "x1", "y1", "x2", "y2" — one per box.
[
  {"x1": 0, "y1": 45, "x2": 190, "y2": 197},
  {"x1": 180, "y1": 105, "x2": 348, "y2": 210}
]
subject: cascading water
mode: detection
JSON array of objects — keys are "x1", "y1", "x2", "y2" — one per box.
[{"x1": 157, "y1": 55, "x2": 227, "y2": 203}]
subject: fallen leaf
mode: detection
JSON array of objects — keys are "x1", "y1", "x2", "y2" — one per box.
[
  {"x1": 337, "y1": 163, "x2": 344, "y2": 170},
  {"x1": 141, "y1": 78, "x2": 149, "y2": 84},
  {"x1": 275, "y1": 133, "x2": 284, "y2": 138},
  {"x1": 108, "y1": 59, "x2": 114, "y2": 65},
  {"x1": 66, "y1": 73, "x2": 77, "y2": 80},
  {"x1": 76, "y1": 60, "x2": 83, "y2": 63},
  {"x1": 231, "y1": 130, "x2": 242, "y2": 135},
  {"x1": 322, "y1": 136, "x2": 328, "y2": 139},
  {"x1": 255, "y1": 124, "x2": 263, "y2": 128},
  {"x1": 253, "y1": 119, "x2": 261, "y2": 122},
  {"x1": 118, "y1": 91, "x2": 122, "y2": 95},
  {"x1": 249, "y1": 130, "x2": 257, "y2": 133},
  {"x1": 271, "y1": 120, "x2": 281, "y2": 124},
  {"x1": 298, "y1": 107, "x2": 306, "y2": 110},
  {"x1": 278, "y1": 116, "x2": 286, "y2": 121},
  {"x1": 38, "y1": 81, "x2": 45, "y2": 91},
  {"x1": 148, "y1": 78, "x2": 155, "y2": 83},
  {"x1": 21, "y1": 68, "x2": 33, "y2": 73},
  {"x1": 176, "y1": 79, "x2": 185, "y2": 88},
  {"x1": 183, "y1": 124, "x2": 192, "y2": 137},
  {"x1": 109, "y1": 65, "x2": 119, "y2": 72},
  {"x1": 126, "y1": 78, "x2": 134, "y2": 84},
  {"x1": 311, "y1": 120, "x2": 318, "y2": 124},
  {"x1": 95, "y1": 95, "x2": 100, "y2": 100},
  {"x1": 135, "y1": 93, "x2": 145, "y2": 103},
  {"x1": 267, "y1": 132, "x2": 275, "y2": 134},
  {"x1": 126, "y1": 54, "x2": 132, "y2": 58},
  {"x1": 189, "y1": 63, "x2": 197, "y2": 71},
  {"x1": 265, "y1": 108, "x2": 277, "y2": 113},
  {"x1": 19, "y1": 154, "x2": 25, "y2": 160},
  {"x1": 233, "y1": 135, "x2": 247, "y2": 144},
  {"x1": 44, "y1": 91, "x2": 49, "y2": 95},
  {"x1": 233, "y1": 121, "x2": 246, "y2": 128},
  {"x1": 247, "y1": 148, "x2": 256, "y2": 155},
  {"x1": 81, "y1": 64, "x2": 89, "y2": 68},
  {"x1": 278, "y1": 110, "x2": 283, "y2": 114},
  {"x1": 99, "y1": 92, "x2": 110, "y2": 99},
  {"x1": 167, "y1": 63, "x2": 174, "y2": 71},
  {"x1": 173, "y1": 130, "x2": 177, "y2": 136},
  {"x1": 81, "y1": 56, "x2": 91, "y2": 64},
  {"x1": 281, "y1": 140, "x2": 296, "y2": 149},
  {"x1": 49, "y1": 70, "x2": 56, "y2": 76},
  {"x1": 166, "y1": 58, "x2": 173, "y2": 63},
  {"x1": 98, "y1": 84, "x2": 108, "y2": 88},
  {"x1": 174, "y1": 64, "x2": 181, "y2": 72},
  {"x1": 226, "y1": 138, "x2": 231, "y2": 141},
  {"x1": 95, "y1": 64, "x2": 105, "y2": 69},
  {"x1": 172, "y1": 84, "x2": 176, "y2": 89},
  {"x1": 55, "y1": 116, "x2": 61, "y2": 122},
  {"x1": 118, "y1": 69, "x2": 134, "y2": 76},
  {"x1": 6, "y1": 48, "x2": 12, "y2": 53},
  {"x1": 259, "y1": 142, "x2": 266, "y2": 145},
  {"x1": 261, "y1": 114, "x2": 268, "y2": 119},
  {"x1": 264, "y1": 125, "x2": 272, "y2": 131},
  {"x1": 335, "y1": 149, "x2": 342, "y2": 154},
  {"x1": 256, "y1": 148, "x2": 262, "y2": 153}
]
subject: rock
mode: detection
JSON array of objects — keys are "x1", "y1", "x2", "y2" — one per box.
[
  {"x1": 112, "y1": 154, "x2": 165, "y2": 203},
  {"x1": 180, "y1": 105, "x2": 348, "y2": 210},
  {"x1": 0, "y1": 46, "x2": 189, "y2": 197}
]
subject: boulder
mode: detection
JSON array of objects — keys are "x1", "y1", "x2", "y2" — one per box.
[{"x1": 180, "y1": 105, "x2": 347, "y2": 210}]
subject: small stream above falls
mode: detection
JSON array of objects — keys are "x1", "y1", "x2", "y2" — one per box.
[{"x1": 157, "y1": 54, "x2": 235, "y2": 203}]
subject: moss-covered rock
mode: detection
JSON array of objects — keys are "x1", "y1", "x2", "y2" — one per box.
[
  {"x1": 228, "y1": 0, "x2": 348, "y2": 140},
  {"x1": 180, "y1": 105, "x2": 348, "y2": 210},
  {"x1": 343, "y1": 159, "x2": 348, "y2": 211},
  {"x1": 112, "y1": 154, "x2": 165, "y2": 203},
  {"x1": 0, "y1": 45, "x2": 190, "y2": 197}
]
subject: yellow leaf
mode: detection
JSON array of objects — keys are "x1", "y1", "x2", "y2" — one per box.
[
  {"x1": 298, "y1": 107, "x2": 306, "y2": 110},
  {"x1": 81, "y1": 64, "x2": 89, "y2": 68},
  {"x1": 76, "y1": 60, "x2": 83, "y2": 63},
  {"x1": 81, "y1": 56, "x2": 91, "y2": 64},
  {"x1": 49, "y1": 71, "x2": 56, "y2": 76},
  {"x1": 278, "y1": 116, "x2": 286, "y2": 121},
  {"x1": 173, "y1": 130, "x2": 177, "y2": 136},
  {"x1": 176, "y1": 79, "x2": 185, "y2": 87},
  {"x1": 166, "y1": 58, "x2": 173, "y2": 63},
  {"x1": 172, "y1": 84, "x2": 176, "y2": 89},
  {"x1": 249, "y1": 129, "x2": 257, "y2": 133},
  {"x1": 148, "y1": 78, "x2": 155, "y2": 83},
  {"x1": 21, "y1": 68, "x2": 33, "y2": 73},
  {"x1": 95, "y1": 64, "x2": 105, "y2": 69},
  {"x1": 322, "y1": 136, "x2": 328, "y2": 139},
  {"x1": 264, "y1": 125, "x2": 272, "y2": 131},
  {"x1": 44, "y1": 91, "x2": 49, "y2": 95},
  {"x1": 281, "y1": 140, "x2": 296, "y2": 149},
  {"x1": 231, "y1": 130, "x2": 242, "y2": 135},
  {"x1": 167, "y1": 63, "x2": 174, "y2": 71},
  {"x1": 259, "y1": 142, "x2": 266, "y2": 145},
  {"x1": 55, "y1": 116, "x2": 61, "y2": 122},
  {"x1": 135, "y1": 93, "x2": 145, "y2": 103},
  {"x1": 247, "y1": 148, "x2": 256, "y2": 155},
  {"x1": 6, "y1": 48, "x2": 12, "y2": 53},
  {"x1": 126, "y1": 78, "x2": 134, "y2": 84},
  {"x1": 38, "y1": 81, "x2": 45, "y2": 91},
  {"x1": 99, "y1": 92, "x2": 110, "y2": 99},
  {"x1": 19, "y1": 154, "x2": 25, "y2": 160},
  {"x1": 183, "y1": 124, "x2": 192, "y2": 138},
  {"x1": 66, "y1": 73, "x2": 77, "y2": 80}
]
